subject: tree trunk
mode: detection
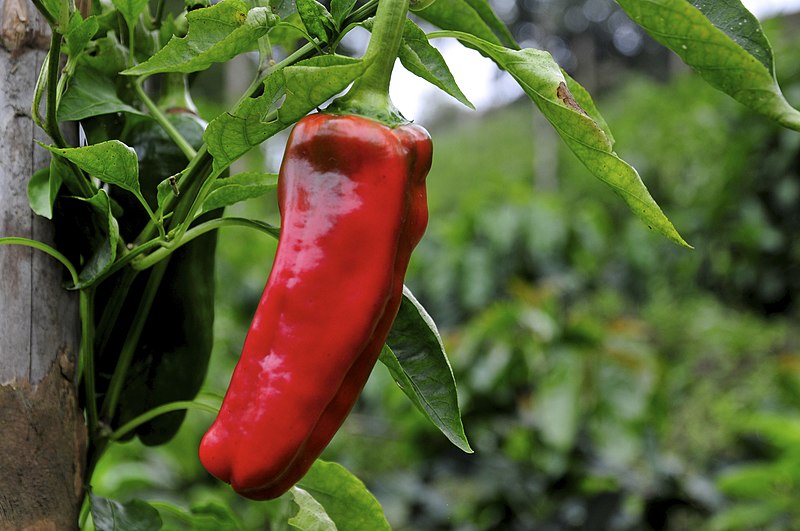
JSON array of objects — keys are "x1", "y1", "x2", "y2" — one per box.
[{"x1": 0, "y1": 1, "x2": 86, "y2": 529}]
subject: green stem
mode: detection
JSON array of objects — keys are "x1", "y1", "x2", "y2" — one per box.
[
  {"x1": 134, "y1": 79, "x2": 197, "y2": 160},
  {"x1": 329, "y1": 0, "x2": 409, "y2": 125},
  {"x1": 132, "y1": 216, "x2": 279, "y2": 270},
  {"x1": 343, "y1": 0, "x2": 378, "y2": 27},
  {"x1": 131, "y1": 41, "x2": 316, "y2": 247},
  {"x1": 98, "y1": 258, "x2": 169, "y2": 422},
  {"x1": 128, "y1": 24, "x2": 136, "y2": 69},
  {"x1": 78, "y1": 238, "x2": 161, "y2": 288},
  {"x1": 0, "y1": 237, "x2": 78, "y2": 283},
  {"x1": 80, "y1": 288, "x2": 99, "y2": 438},
  {"x1": 93, "y1": 268, "x2": 138, "y2": 356},
  {"x1": 31, "y1": 0, "x2": 56, "y2": 26},
  {"x1": 133, "y1": 145, "x2": 211, "y2": 245},
  {"x1": 79, "y1": 495, "x2": 91, "y2": 529},
  {"x1": 108, "y1": 400, "x2": 219, "y2": 441}
]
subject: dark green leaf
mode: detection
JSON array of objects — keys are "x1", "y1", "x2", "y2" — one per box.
[
  {"x1": 690, "y1": 0, "x2": 772, "y2": 71},
  {"x1": 75, "y1": 190, "x2": 120, "y2": 284},
  {"x1": 437, "y1": 32, "x2": 689, "y2": 247},
  {"x1": 205, "y1": 55, "x2": 366, "y2": 173},
  {"x1": 289, "y1": 488, "x2": 338, "y2": 531},
  {"x1": 297, "y1": 0, "x2": 334, "y2": 43},
  {"x1": 49, "y1": 148, "x2": 86, "y2": 196},
  {"x1": 297, "y1": 461, "x2": 390, "y2": 531},
  {"x1": 90, "y1": 493, "x2": 162, "y2": 531},
  {"x1": 330, "y1": 0, "x2": 356, "y2": 28},
  {"x1": 58, "y1": 64, "x2": 145, "y2": 121},
  {"x1": 122, "y1": 0, "x2": 279, "y2": 76},
  {"x1": 617, "y1": 0, "x2": 800, "y2": 130},
  {"x1": 198, "y1": 171, "x2": 278, "y2": 215},
  {"x1": 27, "y1": 167, "x2": 59, "y2": 219},
  {"x1": 383, "y1": 286, "x2": 472, "y2": 453},
  {"x1": 415, "y1": 0, "x2": 516, "y2": 49},
  {"x1": 396, "y1": 19, "x2": 472, "y2": 108}
]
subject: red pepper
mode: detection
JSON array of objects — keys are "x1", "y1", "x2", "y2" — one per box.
[{"x1": 199, "y1": 112, "x2": 432, "y2": 500}]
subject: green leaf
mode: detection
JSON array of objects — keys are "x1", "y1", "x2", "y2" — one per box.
[
  {"x1": 562, "y1": 70, "x2": 614, "y2": 145},
  {"x1": 415, "y1": 0, "x2": 516, "y2": 49},
  {"x1": 297, "y1": 0, "x2": 334, "y2": 43},
  {"x1": 434, "y1": 31, "x2": 689, "y2": 247},
  {"x1": 122, "y1": 0, "x2": 279, "y2": 76},
  {"x1": 81, "y1": 33, "x2": 129, "y2": 75},
  {"x1": 617, "y1": 0, "x2": 800, "y2": 131},
  {"x1": 58, "y1": 64, "x2": 145, "y2": 121},
  {"x1": 156, "y1": 176, "x2": 177, "y2": 214},
  {"x1": 289, "y1": 488, "x2": 338, "y2": 531},
  {"x1": 330, "y1": 0, "x2": 357, "y2": 28},
  {"x1": 90, "y1": 493, "x2": 162, "y2": 531},
  {"x1": 112, "y1": 0, "x2": 149, "y2": 32},
  {"x1": 278, "y1": 55, "x2": 366, "y2": 121},
  {"x1": 41, "y1": 140, "x2": 141, "y2": 199},
  {"x1": 689, "y1": 0, "x2": 772, "y2": 70},
  {"x1": 64, "y1": 12, "x2": 99, "y2": 58},
  {"x1": 75, "y1": 191, "x2": 120, "y2": 284},
  {"x1": 198, "y1": 171, "x2": 278, "y2": 215},
  {"x1": 37, "y1": 0, "x2": 69, "y2": 30},
  {"x1": 205, "y1": 55, "x2": 367, "y2": 173},
  {"x1": 49, "y1": 149, "x2": 86, "y2": 197},
  {"x1": 41, "y1": 140, "x2": 159, "y2": 225},
  {"x1": 382, "y1": 287, "x2": 473, "y2": 453},
  {"x1": 27, "y1": 167, "x2": 59, "y2": 219},
  {"x1": 153, "y1": 500, "x2": 245, "y2": 530},
  {"x1": 297, "y1": 461, "x2": 390, "y2": 531},
  {"x1": 362, "y1": 17, "x2": 472, "y2": 108},
  {"x1": 396, "y1": 19, "x2": 473, "y2": 109}
]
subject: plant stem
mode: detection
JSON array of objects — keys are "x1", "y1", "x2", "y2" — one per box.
[
  {"x1": 344, "y1": 0, "x2": 378, "y2": 26},
  {"x1": 109, "y1": 400, "x2": 219, "y2": 441},
  {"x1": 132, "y1": 216, "x2": 279, "y2": 270},
  {"x1": 80, "y1": 288, "x2": 99, "y2": 438},
  {"x1": 0, "y1": 237, "x2": 79, "y2": 282},
  {"x1": 329, "y1": 0, "x2": 409, "y2": 125},
  {"x1": 93, "y1": 268, "x2": 138, "y2": 355},
  {"x1": 134, "y1": 78, "x2": 197, "y2": 160},
  {"x1": 98, "y1": 258, "x2": 169, "y2": 422}
]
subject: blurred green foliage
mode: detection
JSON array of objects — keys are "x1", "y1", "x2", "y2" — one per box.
[{"x1": 91, "y1": 17, "x2": 800, "y2": 531}]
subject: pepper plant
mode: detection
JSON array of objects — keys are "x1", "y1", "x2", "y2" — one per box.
[{"x1": 3, "y1": 0, "x2": 800, "y2": 527}]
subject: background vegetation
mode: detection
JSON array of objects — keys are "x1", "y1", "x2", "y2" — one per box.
[{"x1": 88, "y1": 9, "x2": 800, "y2": 530}]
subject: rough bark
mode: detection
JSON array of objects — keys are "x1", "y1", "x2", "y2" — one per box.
[{"x1": 0, "y1": 2, "x2": 86, "y2": 529}]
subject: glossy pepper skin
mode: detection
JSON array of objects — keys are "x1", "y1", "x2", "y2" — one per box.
[{"x1": 199, "y1": 113, "x2": 432, "y2": 500}]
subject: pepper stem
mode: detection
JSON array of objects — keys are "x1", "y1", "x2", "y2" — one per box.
[{"x1": 329, "y1": 0, "x2": 409, "y2": 125}]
